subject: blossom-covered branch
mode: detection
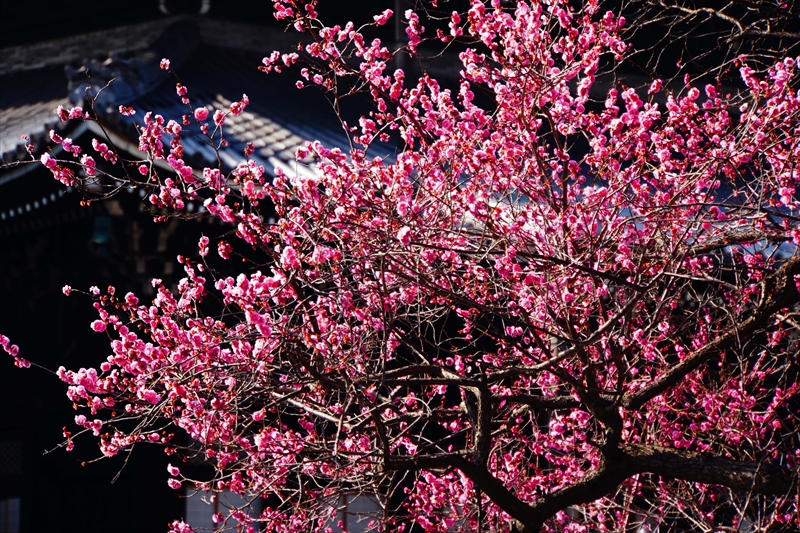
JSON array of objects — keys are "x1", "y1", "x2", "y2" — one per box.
[{"x1": 6, "y1": 1, "x2": 800, "y2": 532}]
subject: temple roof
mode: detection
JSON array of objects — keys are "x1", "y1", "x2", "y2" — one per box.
[{"x1": 0, "y1": 15, "x2": 396, "y2": 228}]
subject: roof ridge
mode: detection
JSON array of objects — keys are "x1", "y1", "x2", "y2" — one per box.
[{"x1": 0, "y1": 16, "x2": 186, "y2": 76}]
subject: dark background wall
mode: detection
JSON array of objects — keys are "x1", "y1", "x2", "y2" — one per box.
[
  {"x1": 0, "y1": 167, "x2": 222, "y2": 532},
  {"x1": 0, "y1": 0, "x2": 396, "y2": 48},
  {"x1": 0, "y1": 3, "x2": 401, "y2": 530},
  {"x1": 1, "y1": 1, "x2": 797, "y2": 532}
]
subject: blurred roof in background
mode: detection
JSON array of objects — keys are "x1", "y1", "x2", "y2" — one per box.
[
  {"x1": 0, "y1": 0, "x2": 394, "y2": 49},
  {"x1": 0, "y1": 8, "x2": 398, "y2": 224}
]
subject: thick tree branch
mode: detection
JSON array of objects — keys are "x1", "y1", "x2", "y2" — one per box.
[
  {"x1": 387, "y1": 439, "x2": 799, "y2": 532},
  {"x1": 521, "y1": 443, "x2": 799, "y2": 531},
  {"x1": 657, "y1": 1, "x2": 744, "y2": 33},
  {"x1": 621, "y1": 253, "x2": 800, "y2": 411},
  {"x1": 385, "y1": 453, "x2": 542, "y2": 530},
  {"x1": 453, "y1": 456, "x2": 543, "y2": 532},
  {"x1": 494, "y1": 394, "x2": 581, "y2": 410},
  {"x1": 688, "y1": 231, "x2": 790, "y2": 256},
  {"x1": 622, "y1": 444, "x2": 799, "y2": 495},
  {"x1": 472, "y1": 383, "x2": 492, "y2": 465},
  {"x1": 525, "y1": 456, "x2": 636, "y2": 530}
]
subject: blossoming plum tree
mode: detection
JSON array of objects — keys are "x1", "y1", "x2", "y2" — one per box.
[{"x1": 4, "y1": 0, "x2": 800, "y2": 532}]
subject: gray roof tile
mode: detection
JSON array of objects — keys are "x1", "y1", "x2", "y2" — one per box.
[{"x1": 2, "y1": 16, "x2": 398, "y2": 224}]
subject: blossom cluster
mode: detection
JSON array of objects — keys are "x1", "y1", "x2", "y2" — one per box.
[{"x1": 6, "y1": 1, "x2": 800, "y2": 532}]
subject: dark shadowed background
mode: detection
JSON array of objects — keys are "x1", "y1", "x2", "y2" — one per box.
[
  {"x1": 0, "y1": 2, "x2": 393, "y2": 532},
  {"x1": 1, "y1": 1, "x2": 797, "y2": 532}
]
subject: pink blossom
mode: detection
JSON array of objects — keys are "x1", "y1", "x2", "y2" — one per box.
[
  {"x1": 40, "y1": 153, "x2": 57, "y2": 170},
  {"x1": 203, "y1": 167, "x2": 224, "y2": 189},
  {"x1": 91, "y1": 139, "x2": 117, "y2": 163},
  {"x1": 166, "y1": 120, "x2": 182, "y2": 135},
  {"x1": 648, "y1": 79, "x2": 663, "y2": 94},
  {"x1": 217, "y1": 241, "x2": 232, "y2": 260},
  {"x1": 198, "y1": 236, "x2": 210, "y2": 257},
  {"x1": 213, "y1": 109, "x2": 226, "y2": 126},
  {"x1": 229, "y1": 94, "x2": 249, "y2": 116},
  {"x1": 80, "y1": 155, "x2": 97, "y2": 176},
  {"x1": 280, "y1": 246, "x2": 301, "y2": 269},
  {"x1": 88, "y1": 419, "x2": 103, "y2": 436},
  {"x1": 11, "y1": 354, "x2": 30, "y2": 369},
  {"x1": 139, "y1": 390, "x2": 160, "y2": 404},
  {"x1": 373, "y1": 9, "x2": 393, "y2": 25},
  {"x1": 397, "y1": 226, "x2": 412, "y2": 245},
  {"x1": 67, "y1": 106, "x2": 84, "y2": 119},
  {"x1": 194, "y1": 107, "x2": 209, "y2": 121},
  {"x1": 160, "y1": 58, "x2": 171, "y2": 70},
  {"x1": 505, "y1": 325, "x2": 524, "y2": 338},
  {"x1": 61, "y1": 138, "x2": 80, "y2": 155},
  {"x1": 168, "y1": 521, "x2": 194, "y2": 533},
  {"x1": 17, "y1": 5, "x2": 800, "y2": 533}
]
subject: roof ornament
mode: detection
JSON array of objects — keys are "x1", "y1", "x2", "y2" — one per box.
[
  {"x1": 63, "y1": 19, "x2": 201, "y2": 116},
  {"x1": 158, "y1": 0, "x2": 211, "y2": 16}
]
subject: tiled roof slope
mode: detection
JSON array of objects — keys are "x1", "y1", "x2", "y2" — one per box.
[
  {"x1": 0, "y1": 17, "x2": 197, "y2": 165},
  {"x1": 121, "y1": 45, "x2": 396, "y2": 178},
  {"x1": 0, "y1": 66, "x2": 71, "y2": 161},
  {"x1": 0, "y1": 17, "x2": 179, "y2": 75},
  {"x1": 1, "y1": 17, "x2": 397, "y2": 223}
]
